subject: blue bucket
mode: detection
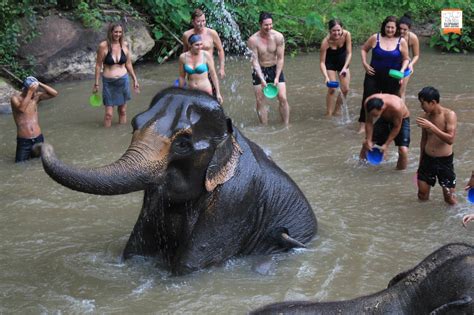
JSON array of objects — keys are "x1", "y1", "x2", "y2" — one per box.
[
  {"x1": 468, "y1": 188, "x2": 474, "y2": 203},
  {"x1": 366, "y1": 147, "x2": 383, "y2": 165}
]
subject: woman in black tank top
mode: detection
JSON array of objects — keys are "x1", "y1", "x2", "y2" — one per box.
[{"x1": 319, "y1": 19, "x2": 352, "y2": 117}]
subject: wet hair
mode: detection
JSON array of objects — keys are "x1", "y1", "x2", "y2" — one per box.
[
  {"x1": 399, "y1": 13, "x2": 412, "y2": 28},
  {"x1": 418, "y1": 86, "x2": 440, "y2": 103},
  {"x1": 188, "y1": 34, "x2": 202, "y2": 45},
  {"x1": 380, "y1": 16, "x2": 400, "y2": 37},
  {"x1": 366, "y1": 97, "x2": 384, "y2": 113},
  {"x1": 191, "y1": 8, "x2": 204, "y2": 20},
  {"x1": 259, "y1": 12, "x2": 272, "y2": 24},
  {"x1": 328, "y1": 19, "x2": 343, "y2": 30},
  {"x1": 106, "y1": 22, "x2": 125, "y2": 48}
]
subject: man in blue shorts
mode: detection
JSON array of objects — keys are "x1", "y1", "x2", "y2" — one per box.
[
  {"x1": 359, "y1": 93, "x2": 410, "y2": 170},
  {"x1": 416, "y1": 86, "x2": 457, "y2": 205},
  {"x1": 10, "y1": 76, "x2": 58, "y2": 162}
]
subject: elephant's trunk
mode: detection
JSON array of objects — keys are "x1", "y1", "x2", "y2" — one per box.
[{"x1": 41, "y1": 142, "x2": 160, "y2": 195}]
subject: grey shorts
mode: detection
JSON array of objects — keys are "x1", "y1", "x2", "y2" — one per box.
[{"x1": 102, "y1": 73, "x2": 131, "y2": 106}]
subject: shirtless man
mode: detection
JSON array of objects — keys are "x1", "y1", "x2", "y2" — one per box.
[
  {"x1": 247, "y1": 12, "x2": 289, "y2": 125},
  {"x1": 182, "y1": 9, "x2": 225, "y2": 79},
  {"x1": 359, "y1": 93, "x2": 410, "y2": 170},
  {"x1": 10, "y1": 76, "x2": 58, "y2": 162},
  {"x1": 416, "y1": 86, "x2": 457, "y2": 205}
]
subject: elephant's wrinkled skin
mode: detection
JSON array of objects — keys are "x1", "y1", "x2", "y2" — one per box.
[
  {"x1": 251, "y1": 242, "x2": 473, "y2": 315},
  {"x1": 41, "y1": 87, "x2": 317, "y2": 275}
]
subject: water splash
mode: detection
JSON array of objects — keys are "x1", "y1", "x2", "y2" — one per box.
[
  {"x1": 207, "y1": 0, "x2": 252, "y2": 57},
  {"x1": 338, "y1": 90, "x2": 351, "y2": 125}
]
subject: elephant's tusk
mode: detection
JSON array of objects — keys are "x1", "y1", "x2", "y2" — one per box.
[{"x1": 281, "y1": 233, "x2": 307, "y2": 248}]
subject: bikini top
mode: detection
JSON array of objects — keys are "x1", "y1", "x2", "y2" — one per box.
[
  {"x1": 370, "y1": 33, "x2": 402, "y2": 71},
  {"x1": 104, "y1": 45, "x2": 127, "y2": 65},
  {"x1": 184, "y1": 52, "x2": 208, "y2": 75}
]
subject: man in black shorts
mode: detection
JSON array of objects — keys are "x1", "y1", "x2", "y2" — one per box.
[
  {"x1": 359, "y1": 93, "x2": 410, "y2": 170},
  {"x1": 416, "y1": 86, "x2": 457, "y2": 205},
  {"x1": 247, "y1": 12, "x2": 289, "y2": 125}
]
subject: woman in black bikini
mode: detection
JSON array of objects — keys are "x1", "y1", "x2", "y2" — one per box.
[
  {"x1": 93, "y1": 22, "x2": 139, "y2": 127},
  {"x1": 319, "y1": 19, "x2": 352, "y2": 117}
]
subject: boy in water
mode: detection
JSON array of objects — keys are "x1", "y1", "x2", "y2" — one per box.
[
  {"x1": 10, "y1": 76, "x2": 58, "y2": 162},
  {"x1": 416, "y1": 86, "x2": 457, "y2": 205}
]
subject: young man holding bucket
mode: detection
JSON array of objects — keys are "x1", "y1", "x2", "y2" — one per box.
[
  {"x1": 416, "y1": 86, "x2": 458, "y2": 205},
  {"x1": 359, "y1": 93, "x2": 410, "y2": 170},
  {"x1": 247, "y1": 12, "x2": 289, "y2": 125},
  {"x1": 10, "y1": 76, "x2": 58, "y2": 162}
]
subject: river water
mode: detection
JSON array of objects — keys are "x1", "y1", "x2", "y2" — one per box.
[{"x1": 0, "y1": 48, "x2": 473, "y2": 313}]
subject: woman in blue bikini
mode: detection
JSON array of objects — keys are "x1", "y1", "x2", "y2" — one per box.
[{"x1": 178, "y1": 34, "x2": 223, "y2": 104}]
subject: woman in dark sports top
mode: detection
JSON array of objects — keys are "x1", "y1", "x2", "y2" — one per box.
[
  {"x1": 93, "y1": 22, "x2": 139, "y2": 127},
  {"x1": 319, "y1": 19, "x2": 352, "y2": 117},
  {"x1": 358, "y1": 16, "x2": 409, "y2": 133},
  {"x1": 178, "y1": 34, "x2": 223, "y2": 104}
]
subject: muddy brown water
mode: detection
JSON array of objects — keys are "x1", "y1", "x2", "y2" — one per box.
[{"x1": 0, "y1": 48, "x2": 473, "y2": 313}]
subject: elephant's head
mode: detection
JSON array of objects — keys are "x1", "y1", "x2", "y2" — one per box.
[{"x1": 41, "y1": 87, "x2": 241, "y2": 201}]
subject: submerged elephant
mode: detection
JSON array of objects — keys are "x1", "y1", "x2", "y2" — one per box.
[
  {"x1": 251, "y1": 242, "x2": 473, "y2": 314},
  {"x1": 41, "y1": 87, "x2": 317, "y2": 275}
]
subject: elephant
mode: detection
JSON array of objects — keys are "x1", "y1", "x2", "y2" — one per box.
[
  {"x1": 41, "y1": 87, "x2": 317, "y2": 275},
  {"x1": 251, "y1": 242, "x2": 473, "y2": 315}
]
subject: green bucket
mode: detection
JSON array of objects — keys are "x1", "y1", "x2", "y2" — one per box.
[
  {"x1": 89, "y1": 93, "x2": 102, "y2": 107},
  {"x1": 263, "y1": 83, "x2": 279, "y2": 99},
  {"x1": 388, "y1": 69, "x2": 404, "y2": 80}
]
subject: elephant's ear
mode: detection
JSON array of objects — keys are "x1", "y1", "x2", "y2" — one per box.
[{"x1": 205, "y1": 121, "x2": 242, "y2": 192}]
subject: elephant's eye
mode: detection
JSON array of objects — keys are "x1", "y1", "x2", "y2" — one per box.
[{"x1": 172, "y1": 138, "x2": 192, "y2": 155}]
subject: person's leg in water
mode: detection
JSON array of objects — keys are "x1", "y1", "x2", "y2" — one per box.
[
  {"x1": 253, "y1": 85, "x2": 267, "y2": 125},
  {"x1": 396, "y1": 146, "x2": 408, "y2": 170},
  {"x1": 118, "y1": 104, "x2": 127, "y2": 124},
  {"x1": 325, "y1": 70, "x2": 338, "y2": 116},
  {"x1": 336, "y1": 69, "x2": 351, "y2": 116},
  {"x1": 277, "y1": 82, "x2": 290, "y2": 125},
  {"x1": 442, "y1": 186, "x2": 457, "y2": 205},
  {"x1": 417, "y1": 179, "x2": 431, "y2": 201},
  {"x1": 104, "y1": 105, "x2": 114, "y2": 127}
]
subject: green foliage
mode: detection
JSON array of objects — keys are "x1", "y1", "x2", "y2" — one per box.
[{"x1": 75, "y1": 1, "x2": 102, "y2": 29}]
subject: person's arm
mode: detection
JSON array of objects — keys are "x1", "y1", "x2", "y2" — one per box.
[
  {"x1": 274, "y1": 34, "x2": 285, "y2": 85},
  {"x1": 341, "y1": 31, "x2": 352, "y2": 75},
  {"x1": 399, "y1": 38, "x2": 410, "y2": 73},
  {"x1": 418, "y1": 118, "x2": 428, "y2": 164},
  {"x1": 465, "y1": 171, "x2": 474, "y2": 190},
  {"x1": 248, "y1": 36, "x2": 266, "y2": 86},
  {"x1": 463, "y1": 214, "x2": 474, "y2": 227},
  {"x1": 409, "y1": 32, "x2": 420, "y2": 69},
  {"x1": 93, "y1": 42, "x2": 105, "y2": 93},
  {"x1": 124, "y1": 42, "x2": 139, "y2": 93},
  {"x1": 361, "y1": 34, "x2": 376, "y2": 75},
  {"x1": 363, "y1": 101, "x2": 375, "y2": 150},
  {"x1": 381, "y1": 115, "x2": 403, "y2": 152},
  {"x1": 178, "y1": 54, "x2": 186, "y2": 88},
  {"x1": 38, "y1": 82, "x2": 58, "y2": 101},
  {"x1": 416, "y1": 110, "x2": 457, "y2": 145},
  {"x1": 206, "y1": 51, "x2": 223, "y2": 104},
  {"x1": 182, "y1": 32, "x2": 189, "y2": 53},
  {"x1": 319, "y1": 37, "x2": 330, "y2": 83},
  {"x1": 211, "y1": 30, "x2": 225, "y2": 79}
]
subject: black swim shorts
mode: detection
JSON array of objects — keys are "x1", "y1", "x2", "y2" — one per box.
[
  {"x1": 15, "y1": 134, "x2": 44, "y2": 163},
  {"x1": 417, "y1": 152, "x2": 456, "y2": 188},
  {"x1": 372, "y1": 117, "x2": 410, "y2": 147},
  {"x1": 252, "y1": 65, "x2": 285, "y2": 86}
]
